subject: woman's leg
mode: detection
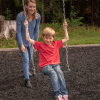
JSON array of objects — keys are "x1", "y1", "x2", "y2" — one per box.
[
  {"x1": 27, "y1": 45, "x2": 33, "y2": 76},
  {"x1": 17, "y1": 42, "x2": 32, "y2": 88},
  {"x1": 28, "y1": 44, "x2": 33, "y2": 65},
  {"x1": 17, "y1": 42, "x2": 30, "y2": 79},
  {"x1": 20, "y1": 47, "x2": 30, "y2": 79},
  {"x1": 21, "y1": 46, "x2": 33, "y2": 88},
  {"x1": 41, "y1": 65, "x2": 61, "y2": 98},
  {"x1": 53, "y1": 64, "x2": 68, "y2": 96}
]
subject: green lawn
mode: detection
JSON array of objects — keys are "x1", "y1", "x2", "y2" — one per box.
[
  {"x1": 66, "y1": 26, "x2": 100, "y2": 45},
  {"x1": 0, "y1": 24, "x2": 100, "y2": 48}
]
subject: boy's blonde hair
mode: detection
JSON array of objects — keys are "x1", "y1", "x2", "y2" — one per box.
[{"x1": 42, "y1": 27, "x2": 55, "y2": 37}]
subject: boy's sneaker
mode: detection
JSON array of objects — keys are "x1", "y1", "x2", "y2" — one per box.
[
  {"x1": 25, "y1": 79, "x2": 32, "y2": 88},
  {"x1": 56, "y1": 95, "x2": 63, "y2": 100},
  {"x1": 62, "y1": 95, "x2": 68, "y2": 100}
]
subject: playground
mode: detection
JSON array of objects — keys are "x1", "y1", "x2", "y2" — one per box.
[
  {"x1": 0, "y1": 44, "x2": 100, "y2": 100},
  {"x1": 0, "y1": 0, "x2": 100, "y2": 100}
]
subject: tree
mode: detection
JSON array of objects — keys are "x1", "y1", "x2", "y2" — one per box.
[
  {"x1": 41, "y1": 0, "x2": 44, "y2": 24},
  {"x1": 0, "y1": 0, "x2": 2, "y2": 15}
]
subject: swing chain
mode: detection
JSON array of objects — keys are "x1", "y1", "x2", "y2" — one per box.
[
  {"x1": 62, "y1": 0, "x2": 70, "y2": 71},
  {"x1": 22, "y1": 0, "x2": 26, "y2": 18},
  {"x1": 62, "y1": 0, "x2": 66, "y2": 21},
  {"x1": 22, "y1": 0, "x2": 36, "y2": 75}
]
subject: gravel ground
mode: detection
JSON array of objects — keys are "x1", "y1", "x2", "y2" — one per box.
[{"x1": 0, "y1": 45, "x2": 100, "y2": 100}]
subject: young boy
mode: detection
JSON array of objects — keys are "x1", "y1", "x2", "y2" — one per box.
[{"x1": 24, "y1": 21, "x2": 69, "y2": 100}]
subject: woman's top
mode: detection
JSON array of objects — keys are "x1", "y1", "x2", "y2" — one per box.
[{"x1": 16, "y1": 12, "x2": 41, "y2": 47}]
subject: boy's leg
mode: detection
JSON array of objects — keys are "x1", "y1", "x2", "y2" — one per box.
[
  {"x1": 41, "y1": 65, "x2": 61, "y2": 98},
  {"x1": 53, "y1": 64, "x2": 68, "y2": 96}
]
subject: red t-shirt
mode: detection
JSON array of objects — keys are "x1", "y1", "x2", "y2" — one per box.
[{"x1": 33, "y1": 40, "x2": 63, "y2": 70}]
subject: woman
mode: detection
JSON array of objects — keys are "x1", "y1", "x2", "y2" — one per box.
[{"x1": 16, "y1": 0, "x2": 41, "y2": 88}]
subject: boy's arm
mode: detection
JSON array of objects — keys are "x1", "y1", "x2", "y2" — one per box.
[
  {"x1": 24, "y1": 21, "x2": 35, "y2": 45},
  {"x1": 62, "y1": 21, "x2": 69, "y2": 43}
]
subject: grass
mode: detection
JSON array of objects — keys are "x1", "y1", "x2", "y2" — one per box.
[
  {"x1": 0, "y1": 23, "x2": 100, "y2": 48},
  {"x1": 0, "y1": 38, "x2": 18, "y2": 48},
  {"x1": 67, "y1": 26, "x2": 100, "y2": 45}
]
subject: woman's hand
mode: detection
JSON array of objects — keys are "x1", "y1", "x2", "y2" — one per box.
[{"x1": 21, "y1": 44, "x2": 25, "y2": 53}]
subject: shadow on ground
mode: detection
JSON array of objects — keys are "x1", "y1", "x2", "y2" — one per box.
[{"x1": 0, "y1": 45, "x2": 100, "y2": 100}]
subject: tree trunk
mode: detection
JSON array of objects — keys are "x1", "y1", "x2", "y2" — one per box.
[
  {"x1": 91, "y1": 0, "x2": 97, "y2": 24},
  {"x1": 0, "y1": 0, "x2": 2, "y2": 15},
  {"x1": 42, "y1": 0, "x2": 44, "y2": 24},
  {"x1": 99, "y1": 0, "x2": 100, "y2": 13},
  {"x1": 91, "y1": 0, "x2": 93, "y2": 24}
]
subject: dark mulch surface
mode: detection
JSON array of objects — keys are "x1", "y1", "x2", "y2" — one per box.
[{"x1": 0, "y1": 45, "x2": 100, "y2": 100}]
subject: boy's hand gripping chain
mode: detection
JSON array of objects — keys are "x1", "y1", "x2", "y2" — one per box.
[
  {"x1": 22, "y1": 0, "x2": 36, "y2": 75},
  {"x1": 62, "y1": 0, "x2": 70, "y2": 71}
]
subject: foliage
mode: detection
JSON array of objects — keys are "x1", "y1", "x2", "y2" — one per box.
[
  {"x1": 3, "y1": 8, "x2": 13, "y2": 20},
  {"x1": 66, "y1": 6, "x2": 83, "y2": 27},
  {"x1": 35, "y1": 0, "x2": 42, "y2": 12},
  {"x1": 0, "y1": 24, "x2": 100, "y2": 48},
  {"x1": 1, "y1": 0, "x2": 99, "y2": 25},
  {"x1": 38, "y1": 0, "x2": 64, "y2": 23},
  {"x1": 14, "y1": 0, "x2": 22, "y2": 8}
]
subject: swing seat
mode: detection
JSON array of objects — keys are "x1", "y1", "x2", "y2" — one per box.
[{"x1": 33, "y1": 70, "x2": 71, "y2": 76}]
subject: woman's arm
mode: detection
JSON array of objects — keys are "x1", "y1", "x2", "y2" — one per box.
[
  {"x1": 16, "y1": 13, "x2": 23, "y2": 46},
  {"x1": 16, "y1": 13, "x2": 26, "y2": 52},
  {"x1": 24, "y1": 21, "x2": 35, "y2": 45},
  {"x1": 62, "y1": 21, "x2": 69, "y2": 43}
]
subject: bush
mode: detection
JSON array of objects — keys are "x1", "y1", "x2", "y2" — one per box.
[{"x1": 66, "y1": 6, "x2": 83, "y2": 27}]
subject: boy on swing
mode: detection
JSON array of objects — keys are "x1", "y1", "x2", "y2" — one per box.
[{"x1": 24, "y1": 20, "x2": 69, "y2": 100}]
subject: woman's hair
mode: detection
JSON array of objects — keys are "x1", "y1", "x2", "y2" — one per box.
[
  {"x1": 42, "y1": 27, "x2": 55, "y2": 37},
  {"x1": 25, "y1": 0, "x2": 38, "y2": 19}
]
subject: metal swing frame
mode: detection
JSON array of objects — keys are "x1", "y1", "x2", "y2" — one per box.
[{"x1": 22, "y1": 0, "x2": 70, "y2": 77}]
